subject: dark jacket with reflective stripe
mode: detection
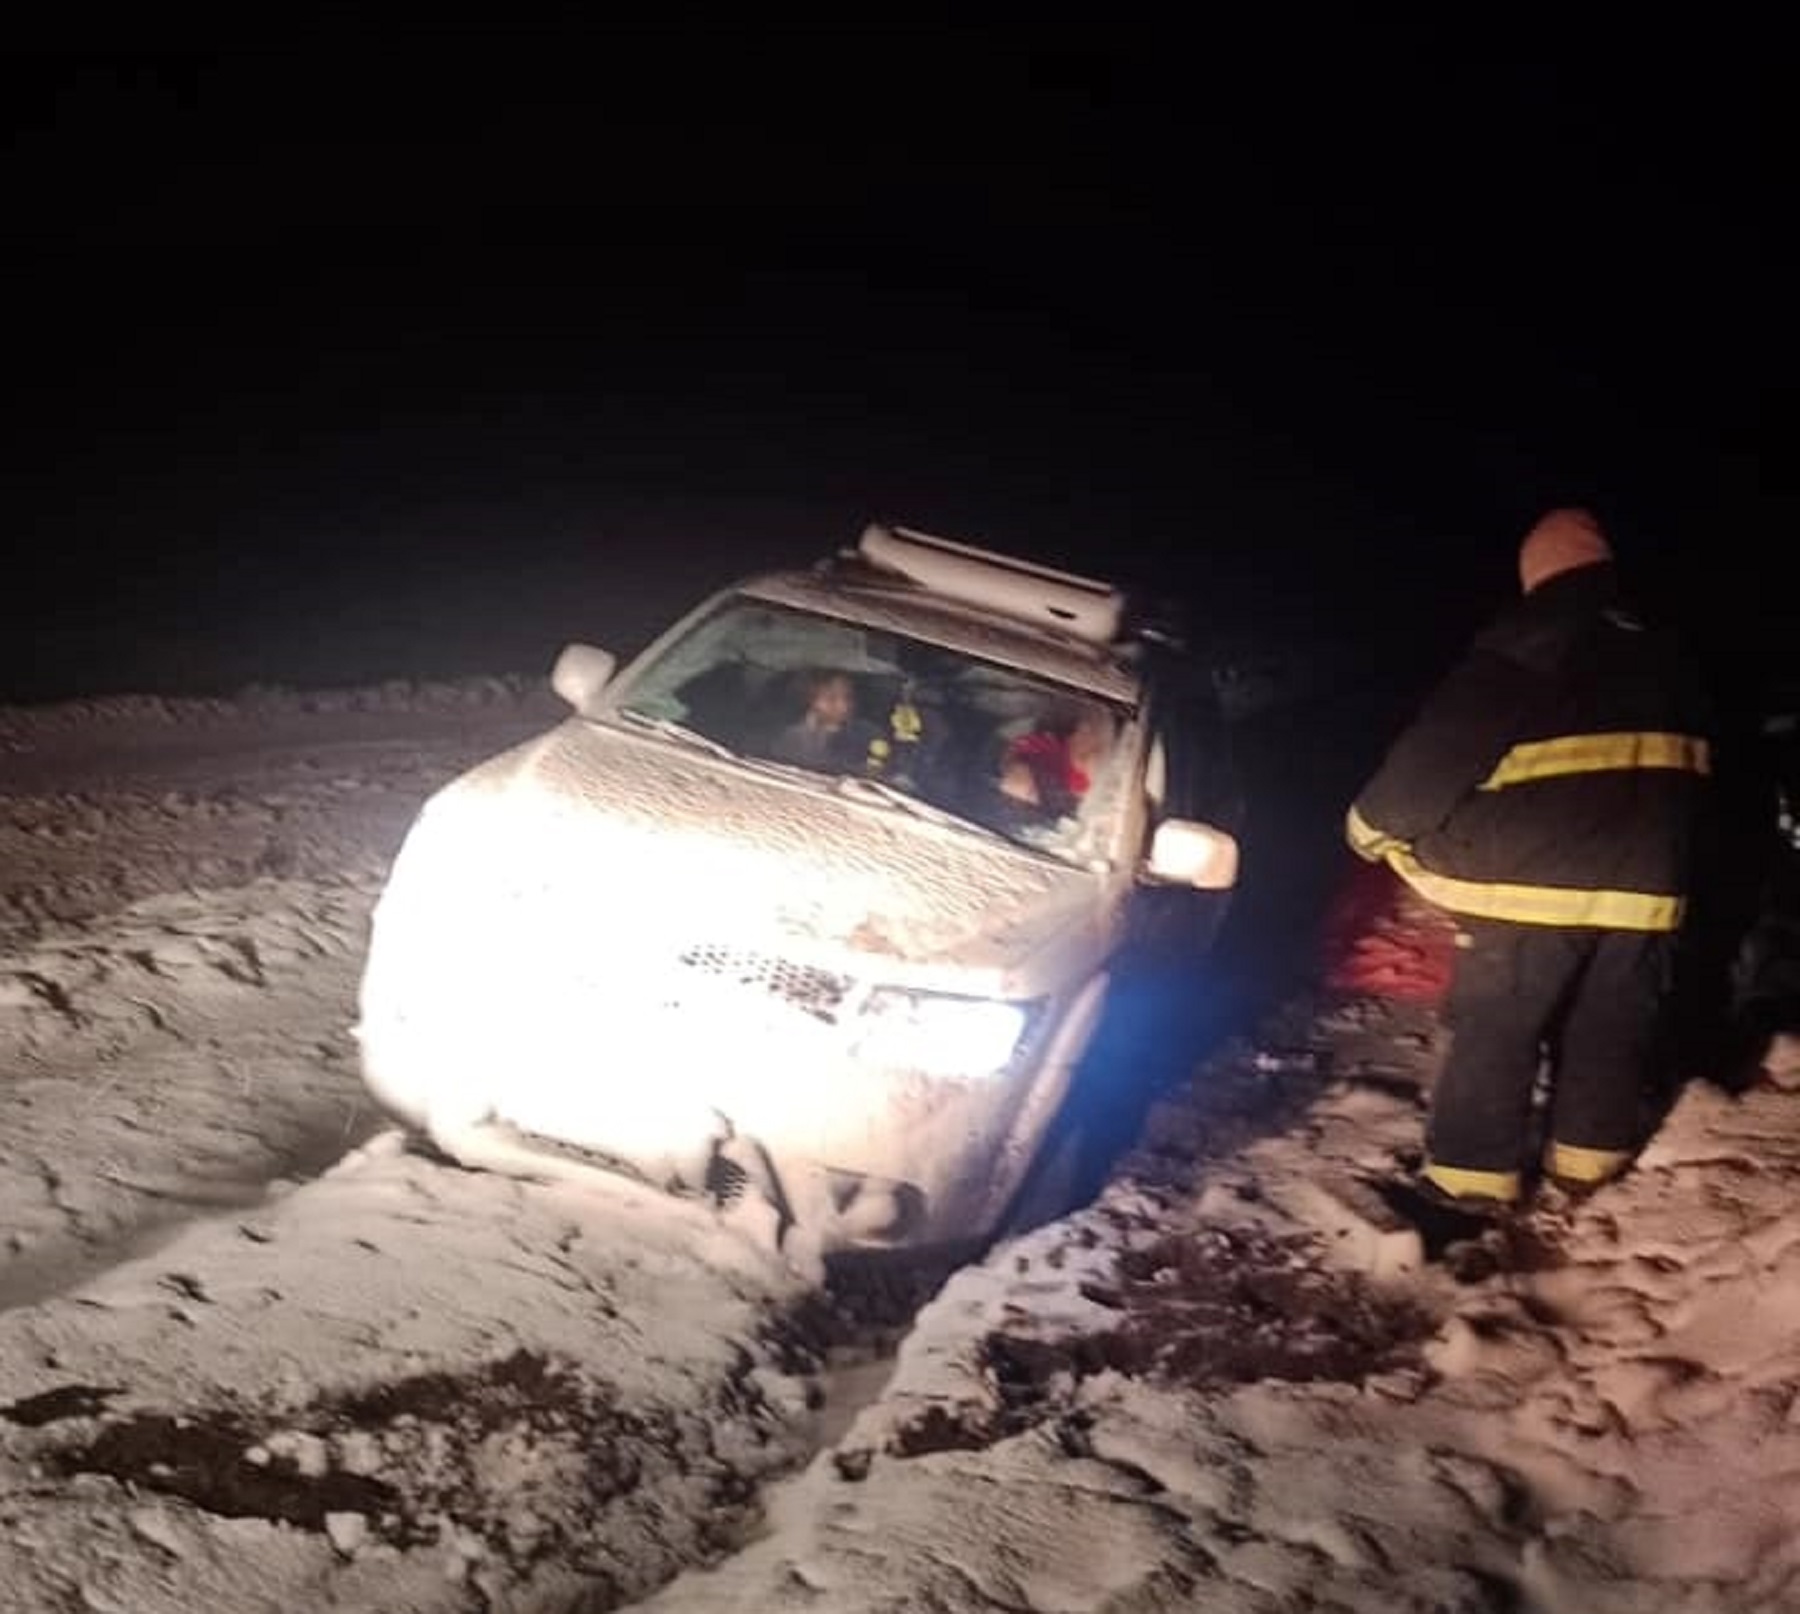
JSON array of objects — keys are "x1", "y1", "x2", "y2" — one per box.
[{"x1": 1348, "y1": 564, "x2": 1709, "y2": 931}]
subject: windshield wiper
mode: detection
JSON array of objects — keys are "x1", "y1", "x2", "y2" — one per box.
[
  {"x1": 609, "y1": 708, "x2": 741, "y2": 763},
  {"x1": 611, "y1": 712, "x2": 837, "y2": 789},
  {"x1": 833, "y1": 773, "x2": 1018, "y2": 848},
  {"x1": 611, "y1": 711, "x2": 872, "y2": 793}
]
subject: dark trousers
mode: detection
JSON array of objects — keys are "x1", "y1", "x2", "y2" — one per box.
[{"x1": 1428, "y1": 920, "x2": 1672, "y2": 1174}]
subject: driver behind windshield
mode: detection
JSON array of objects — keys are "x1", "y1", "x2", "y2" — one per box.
[{"x1": 767, "y1": 669, "x2": 877, "y2": 773}]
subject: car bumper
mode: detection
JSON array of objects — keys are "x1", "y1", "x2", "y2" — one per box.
[{"x1": 357, "y1": 976, "x2": 1098, "y2": 1250}]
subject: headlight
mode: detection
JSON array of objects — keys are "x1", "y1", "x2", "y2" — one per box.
[{"x1": 854, "y1": 990, "x2": 1035, "y2": 1079}]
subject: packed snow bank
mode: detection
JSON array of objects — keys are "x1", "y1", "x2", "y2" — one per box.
[
  {"x1": 649, "y1": 997, "x2": 1800, "y2": 1613},
  {"x1": 0, "y1": 879, "x2": 379, "y2": 1309},
  {"x1": 0, "y1": 1134, "x2": 820, "y2": 1614},
  {"x1": 0, "y1": 685, "x2": 552, "y2": 932},
  {"x1": 0, "y1": 675, "x2": 543, "y2": 748}
]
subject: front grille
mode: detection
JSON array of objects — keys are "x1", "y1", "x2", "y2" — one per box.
[
  {"x1": 675, "y1": 943, "x2": 853, "y2": 1023},
  {"x1": 704, "y1": 1150, "x2": 752, "y2": 1205}
]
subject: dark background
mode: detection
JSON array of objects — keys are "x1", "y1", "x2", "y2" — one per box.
[{"x1": 0, "y1": 30, "x2": 1767, "y2": 707}]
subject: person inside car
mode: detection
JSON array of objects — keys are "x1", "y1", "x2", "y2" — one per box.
[
  {"x1": 998, "y1": 706, "x2": 1114, "y2": 820},
  {"x1": 768, "y1": 669, "x2": 877, "y2": 773}
]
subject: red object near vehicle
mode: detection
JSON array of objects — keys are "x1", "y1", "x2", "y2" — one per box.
[{"x1": 1321, "y1": 859, "x2": 1456, "y2": 1003}]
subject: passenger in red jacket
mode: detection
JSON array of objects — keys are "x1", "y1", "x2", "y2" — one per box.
[{"x1": 1000, "y1": 708, "x2": 1114, "y2": 819}]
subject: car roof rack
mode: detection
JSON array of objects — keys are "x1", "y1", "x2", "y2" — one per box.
[{"x1": 845, "y1": 522, "x2": 1128, "y2": 647}]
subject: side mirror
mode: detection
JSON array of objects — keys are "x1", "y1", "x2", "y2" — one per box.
[
  {"x1": 1144, "y1": 818, "x2": 1239, "y2": 890},
  {"x1": 551, "y1": 643, "x2": 617, "y2": 717}
]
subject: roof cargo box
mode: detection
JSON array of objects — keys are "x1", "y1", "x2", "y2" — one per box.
[{"x1": 857, "y1": 523, "x2": 1126, "y2": 647}]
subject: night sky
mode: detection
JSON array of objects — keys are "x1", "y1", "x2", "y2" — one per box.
[{"x1": 1, "y1": 34, "x2": 1765, "y2": 704}]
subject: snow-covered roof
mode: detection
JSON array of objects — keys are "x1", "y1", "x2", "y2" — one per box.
[{"x1": 738, "y1": 570, "x2": 1144, "y2": 706}]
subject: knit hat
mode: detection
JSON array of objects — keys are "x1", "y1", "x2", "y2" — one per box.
[{"x1": 1518, "y1": 507, "x2": 1614, "y2": 594}]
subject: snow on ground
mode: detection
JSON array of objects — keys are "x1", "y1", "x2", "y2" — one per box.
[
  {"x1": 0, "y1": 684, "x2": 834, "y2": 1612},
  {"x1": 0, "y1": 678, "x2": 559, "y2": 932},
  {"x1": 0, "y1": 678, "x2": 560, "y2": 1306},
  {"x1": 649, "y1": 993, "x2": 1800, "y2": 1614},
  {"x1": 0, "y1": 1134, "x2": 823, "y2": 1613},
  {"x1": 4, "y1": 679, "x2": 1796, "y2": 1612},
  {"x1": 0, "y1": 878, "x2": 378, "y2": 1311}
]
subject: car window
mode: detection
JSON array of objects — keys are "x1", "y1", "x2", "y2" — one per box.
[
  {"x1": 1146, "y1": 657, "x2": 1241, "y2": 832},
  {"x1": 1144, "y1": 735, "x2": 1168, "y2": 815},
  {"x1": 606, "y1": 596, "x2": 1135, "y2": 865}
]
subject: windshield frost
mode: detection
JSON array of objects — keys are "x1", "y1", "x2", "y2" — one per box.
[{"x1": 608, "y1": 597, "x2": 1133, "y2": 865}]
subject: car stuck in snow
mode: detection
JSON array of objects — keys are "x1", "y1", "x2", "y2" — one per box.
[{"x1": 355, "y1": 525, "x2": 1241, "y2": 1251}]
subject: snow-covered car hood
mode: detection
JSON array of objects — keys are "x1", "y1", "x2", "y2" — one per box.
[{"x1": 396, "y1": 718, "x2": 1105, "y2": 989}]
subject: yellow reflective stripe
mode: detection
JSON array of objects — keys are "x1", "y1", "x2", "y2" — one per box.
[
  {"x1": 1424, "y1": 1162, "x2": 1521, "y2": 1202},
  {"x1": 1546, "y1": 1142, "x2": 1632, "y2": 1184},
  {"x1": 1387, "y1": 849, "x2": 1683, "y2": 932},
  {"x1": 1481, "y1": 732, "x2": 1710, "y2": 791},
  {"x1": 1346, "y1": 803, "x2": 1406, "y2": 861}
]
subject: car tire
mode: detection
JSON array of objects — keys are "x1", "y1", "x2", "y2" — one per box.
[
  {"x1": 999, "y1": 896, "x2": 1232, "y2": 1241},
  {"x1": 998, "y1": 1115, "x2": 1090, "y2": 1239}
]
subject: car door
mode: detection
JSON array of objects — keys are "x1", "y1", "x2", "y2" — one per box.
[{"x1": 1128, "y1": 648, "x2": 1242, "y2": 964}]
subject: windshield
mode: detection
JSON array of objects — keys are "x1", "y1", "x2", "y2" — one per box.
[{"x1": 607, "y1": 596, "x2": 1135, "y2": 865}]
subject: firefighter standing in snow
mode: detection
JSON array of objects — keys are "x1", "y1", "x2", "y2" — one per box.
[{"x1": 1347, "y1": 509, "x2": 1710, "y2": 1202}]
